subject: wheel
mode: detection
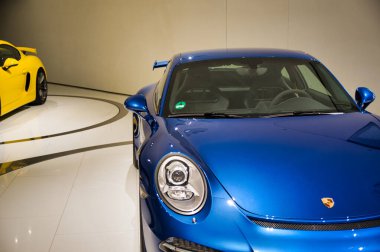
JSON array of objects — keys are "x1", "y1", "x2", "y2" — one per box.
[
  {"x1": 32, "y1": 70, "x2": 48, "y2": 105},
  {"x1": 132, "y1": 113, "x2": 139, "y2": 169},
  {"x1": 133, "y1": 137, "x2": 138, "y2": 169},
  {"x1": 270, "y1": 89, "x2": 310, "y2": 107}
]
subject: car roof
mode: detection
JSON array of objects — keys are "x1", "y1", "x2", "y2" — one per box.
[
  {"x1": 0, "y1": 40, "x2": 13, "y2": 46},
  {"x1": 172, "y1": 48, "x2": 317, "y2": 65}
]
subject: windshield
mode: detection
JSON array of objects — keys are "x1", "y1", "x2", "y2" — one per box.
[{"x1": 163, "y1": 58, "x2": 358, "y2": 117}]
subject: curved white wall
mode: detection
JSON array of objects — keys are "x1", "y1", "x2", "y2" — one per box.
[{"x1": 1, "y1": 0, "x2": 380, "y2": 113}]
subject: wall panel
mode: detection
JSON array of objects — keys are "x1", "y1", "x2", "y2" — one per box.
[
  {"x1": 227, "y1": 0, "x2": 289, "y2": 49},
  {"x1": 0, "y1": 0, "x2": 226, "y2": 94}
]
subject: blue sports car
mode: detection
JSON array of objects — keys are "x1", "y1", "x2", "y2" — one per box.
[{"x1": 125, "y1": 49, "x2": 380, "y2": 252}]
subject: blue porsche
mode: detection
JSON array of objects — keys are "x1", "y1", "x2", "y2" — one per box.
[{"x1": 125, "y1": 49, "x2": 380, "y2": 252}]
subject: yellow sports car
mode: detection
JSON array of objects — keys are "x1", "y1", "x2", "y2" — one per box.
[{"x1": 0, "y1": 40, "x2": 47, "y2": 116}]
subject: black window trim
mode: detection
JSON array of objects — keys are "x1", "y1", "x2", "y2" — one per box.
[{"x1": 0, "y1": 44, "x2": 21, "y2": 62}]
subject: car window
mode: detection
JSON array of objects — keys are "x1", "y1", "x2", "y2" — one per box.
[
  {"x1": 281, "y1": 67, "x2": 290, "y2": 80},
  {"x1": 163, "y1": 58, "x2": 358, "y2": 117},
  {"x1": 313, "y1": 62, "x2": 356, "y2": 108},
  {"x1": 0, "y1": 44, "x2": 21, "y2": 66},
  {"x1": 155, "y1": 61, "x2": 172, "y2": 114},
  {"x1": 297, "y1": 64, "x2": 331, "y2": 96}
]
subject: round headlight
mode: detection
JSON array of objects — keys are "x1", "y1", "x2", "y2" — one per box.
[
  {"x1": 156, "y1": 155, "x2": 207, "y2": 215},
  {"x1": 166, "y1": 161, "x2": 189, "y2": 186}
]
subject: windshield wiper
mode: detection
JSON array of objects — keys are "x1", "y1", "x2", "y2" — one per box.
[
  {"x1": 169, "y1": 111, "x2": 344, "y2": 118},
  {"x1": 168, "y1": 112, "x2": 246, "y2": 118},
  {"x1": 293, "y1": 111, "x2": 343, "y2": 116},
  {"x1": 203, "y1": 112, "x2": 246, "y2": 118},
  {"x1": 262, "y1": 111, "x2": 344, "y2": 118}
]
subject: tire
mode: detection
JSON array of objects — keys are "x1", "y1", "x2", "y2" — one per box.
[
  {"x1": 32, "y1": 70, "x2": 48, "y2": 105},
  {"x1": 133, "y1": 138, "x2": 138, "y2": 169},
  {"x1": 132, "y1": 113, "x2": 139, "y2": 169}
]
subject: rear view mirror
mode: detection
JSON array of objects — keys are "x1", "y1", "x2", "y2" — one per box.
[
  {"x1": 2, "y1": 58, "x2": 19, "y2": 71},
  {"x1": 355, "y1": 87, "x2": 375, "y2": 111}
]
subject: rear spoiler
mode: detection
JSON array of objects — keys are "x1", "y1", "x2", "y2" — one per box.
[
  {"x1": 17, "y1": 47, "x2": 37, "y2": 55},
  {"x1": 153, "y1": 60, "x2": 168, "y2": 70}
]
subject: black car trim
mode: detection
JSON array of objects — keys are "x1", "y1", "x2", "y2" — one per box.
[{"x1": 251, "y1": 218, "x2": 380, "y2": 231}]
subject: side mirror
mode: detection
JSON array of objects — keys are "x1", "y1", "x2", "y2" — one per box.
[
  {"x1": 124, "y1": 94, "x2": 149, "y2": 114},
  {"x1": 124, "y1": 94, "x2": 157, "y2": 129},
  {"x1": 2, "y1": 58, "x2": 19, "y2": 71},
  {"x1": 355, "y1": 87, "x2": 376, "y2": 111}
]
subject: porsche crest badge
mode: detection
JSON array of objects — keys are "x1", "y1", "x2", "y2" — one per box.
[{"x1": 321, "y1": 197, "x2": 335, "y2": 208}]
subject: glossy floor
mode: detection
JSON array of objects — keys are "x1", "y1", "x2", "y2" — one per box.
[{"x1": 0, "y1": 84, "x2": 138, "y2": 252}]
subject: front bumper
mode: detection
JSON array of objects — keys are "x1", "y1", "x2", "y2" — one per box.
[{"x1": 141, "y1": 189, "x2": 380, "y2": 252}]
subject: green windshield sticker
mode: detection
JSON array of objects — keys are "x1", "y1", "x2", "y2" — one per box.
[{"x1": 175, "y1": 101, "x2": 186, "y2": 110}]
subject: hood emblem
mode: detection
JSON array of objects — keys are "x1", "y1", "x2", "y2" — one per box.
[{"x1": 321, "y1": 197, "x2": 335, "y2": 208}]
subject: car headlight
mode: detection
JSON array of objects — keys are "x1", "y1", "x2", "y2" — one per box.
[{"x1": 156, "y1": 155, "x2": 207, "y2": 215}]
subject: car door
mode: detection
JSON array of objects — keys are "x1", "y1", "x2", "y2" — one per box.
[{"x1": 0, "y1": 44, "x2": 26, "y2": 110}]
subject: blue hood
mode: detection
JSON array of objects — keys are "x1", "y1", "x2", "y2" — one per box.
[{"x1": 166, "y1": 112, "x2": 380, "y2": 222}]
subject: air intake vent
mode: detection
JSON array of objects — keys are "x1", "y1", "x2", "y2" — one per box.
[
  {"x1": 251, "y1": 218, "x2": 380, "y2": 231},
  {"x1": 159, "y1": 237, "x2": 218, "y2": 252}
]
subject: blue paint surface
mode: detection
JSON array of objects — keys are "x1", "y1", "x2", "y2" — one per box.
[{"x1": 126, "y1": 49, "x2": 380, "y2": 251}]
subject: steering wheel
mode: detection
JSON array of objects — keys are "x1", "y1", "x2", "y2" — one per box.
[{"x1": 270, "y1": 89, "x2": 311, "y2": 107}]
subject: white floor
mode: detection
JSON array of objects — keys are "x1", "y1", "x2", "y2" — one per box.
[{"x1": 0, "y1": 85, "x2": 139, "y2": 252}]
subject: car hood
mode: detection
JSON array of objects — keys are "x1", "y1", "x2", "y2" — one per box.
[{"x1": 166, "y1": 112, "x2": 380, "y2": 222}]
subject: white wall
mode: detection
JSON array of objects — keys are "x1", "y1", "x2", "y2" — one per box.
[{"x1": 1, "y1": 0, "x2": 380, "y2": 113}]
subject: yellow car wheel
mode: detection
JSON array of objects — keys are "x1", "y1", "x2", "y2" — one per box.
[{"x1": 32, "y1": 69, "x2": 48, "y2": 105}]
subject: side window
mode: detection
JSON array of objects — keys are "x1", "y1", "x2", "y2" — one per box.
[
  {"x1": 154, "y1": 61, "x2": 172, "y2": 113},
  {"x1": 280, "y1": 67, "x2": 290, "y2": 81},
  {"x1": 0, "y1": 44, "x2": 21, "y2": 66},
  {"x1": 297, "y1": 64, "x2": 331, "y2": 96}
]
